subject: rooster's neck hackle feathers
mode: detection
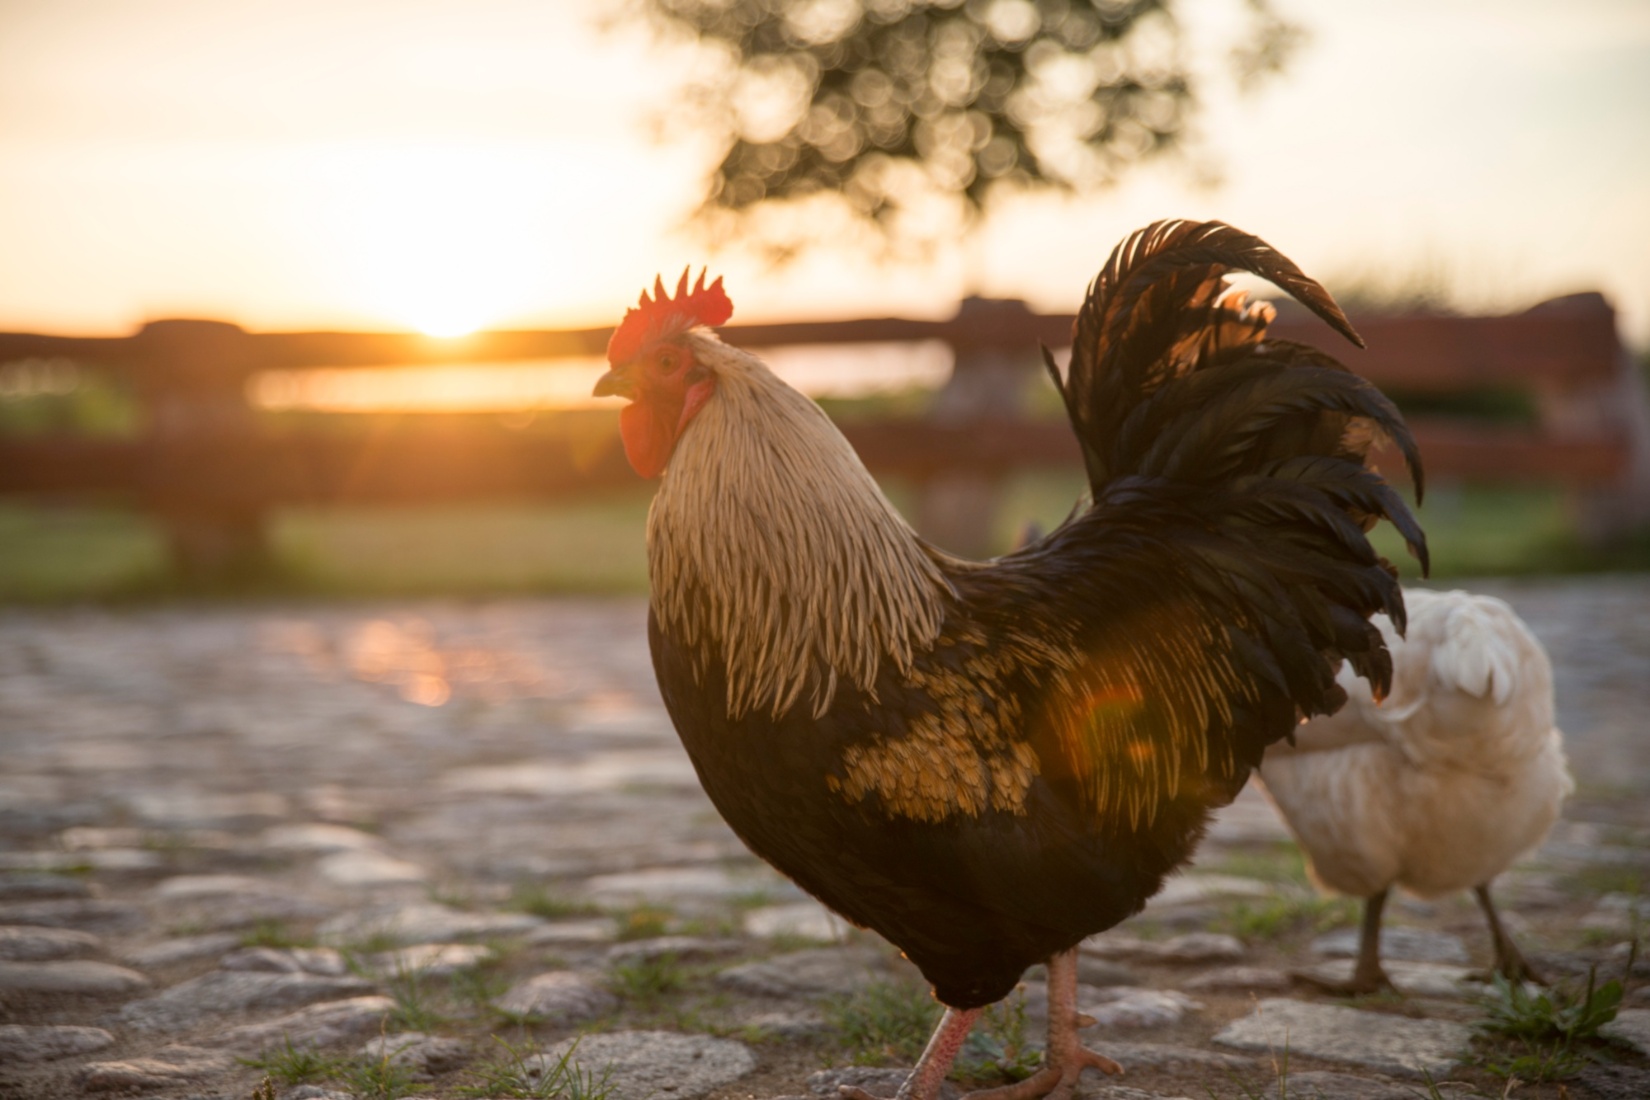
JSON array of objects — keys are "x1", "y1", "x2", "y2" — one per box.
[{"x1": 647, "y1": 333, "x2": 952, "y2": 719}]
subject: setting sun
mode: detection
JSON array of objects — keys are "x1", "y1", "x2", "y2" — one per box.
[
  {"x1": 301, "y1": 142, "x2": 567, "y2": 336},
  {"x1": 418, "y1": 316, "x2": 482, "y2": 339}
]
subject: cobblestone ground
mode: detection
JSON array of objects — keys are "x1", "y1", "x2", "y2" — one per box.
[{"x1": 1, "y1": 578, "x2": 1648, "y2": 1100}]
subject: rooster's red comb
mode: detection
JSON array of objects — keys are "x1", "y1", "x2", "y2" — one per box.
[{"x1": 607, "y1": 268, "x2": 733, "y2": 365}]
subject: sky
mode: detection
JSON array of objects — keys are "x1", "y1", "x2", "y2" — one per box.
[{"x1": 1, "y1": 0, "x2": 1647, "y2": 347}]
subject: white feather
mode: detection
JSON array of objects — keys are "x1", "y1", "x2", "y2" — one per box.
[{"x1": 1258, "y1": 588, "x2": 1573, "y2": 899}]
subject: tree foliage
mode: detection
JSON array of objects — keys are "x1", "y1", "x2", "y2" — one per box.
[{"x1": 634, "y1": 0, "x2": 1303, "y2": 254}]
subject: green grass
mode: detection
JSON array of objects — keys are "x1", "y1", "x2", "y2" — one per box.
[
  {"x1": 238, "y1": 919, "x2": 311, "y2": 950},
  {"x1": 0, "y1": 494, "x2": 655, "y2": 602},
  {"x1": 0, "y1": 376, "x2": 143, "y2": 438},
  {"x1": 383, "y1": 963, "x2": 449, "y2": 1032},
  {"x1": 958, "y1": 989, "x2": 1041, "y2": 1083},
  {"x1": 276, "y1": 497, "x2": 653, "y2": 594},
  {"x1": 823, "y1": 980, "x2": 944, "y2": 1066},
  {"x1": 996, "y1": 474, "x2": 1625, "y2": 581},
  {"x1": 606, "y1": 953, "x2": 689, "y2": 1003},
  {"x1": 611, "y1": 904, "x2": 676, "y2": 942},
  {"x1": 0, "y1": 475, "x2": 1641, "y2": 603},
  {"x1": 240, "y1": 1039, "x2": 344, "y2": 1086},
  {"x1": 1561, "y1": 864, "x2": 1646, "y2": 899},
  {"x1": 0, "y1": 503, "x2": 169, "y2": 600},
  {"x1": 453, "y1": 957, "x2": 515, "y2": 1013},
  {"x1": 1200, "y1": 845, "x2": 1366, "y2": 940},
  {"x1": 341, "y1": 930, "x2": 406, "y2": 958},
  {"x1": 1470, "y1": 967, "x2": 1628, "y2": 1083},
  {"x1": 1368, "y1": 485, "x2": 1578, "y2": 580},
  {"x1": 241, "y1": 1037, "x2": 423, "y2": 1100},
  {"x1": 339, "y1": 1051, "x2": 422, "y2": 1100},
  {"x1": 1212, "y1": 894, "x2": 1361, "y2": 942},
  {"x1": 1204, "y1": 843, "x2": 1314, "y2": 886},
  {"x1": 509, "y1": 883, "x2": 603, "y2": 920},
  {"x1": 460, "y1": 1036, "x2": 615, "y2": 1100}
]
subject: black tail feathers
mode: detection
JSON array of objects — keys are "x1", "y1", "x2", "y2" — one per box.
[{"x1": 1055, "y1": 219, "x2": 1428, "y2": 711}]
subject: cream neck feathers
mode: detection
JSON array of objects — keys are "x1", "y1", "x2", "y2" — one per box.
[{"x1": 646, "y1": 333, "x2": 953, "y2": 719}]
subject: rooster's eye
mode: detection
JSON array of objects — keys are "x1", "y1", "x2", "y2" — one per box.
[{"x1": 656, "y1": 350, "x2": 678, "y2": 373}]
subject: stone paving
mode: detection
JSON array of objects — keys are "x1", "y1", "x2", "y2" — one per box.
[{"x1": 0, "y1": 577, "x2": 1648, "y2": 1099}]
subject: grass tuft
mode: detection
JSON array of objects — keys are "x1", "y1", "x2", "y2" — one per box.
[
  {"x1": 511, "y1": 882, "x2": 602, "y2": 920},
  {"x1": 339, "y1": 1049, "x2": 422, "y2": 1100},
  {"x1": 1470, "y1": 965, "x2": 1627, "y2": 1082},
  {"x1": 612, "y1": 904, "x2": 675, "y2": 941},
  {"x1": 607, "y1": 953, "x2": 688, "y2": 1002},
  {"x1": 238, "y1": 919, "x2": 310, "y2": 950},
  {"x1": 1213, "y1": 894, "x2": 1359, "y2": 941},
  {"x1": 459, "y1": 1035, "x2": 615, "y2": 1100},
  {"x1": 959, "y1": 988, "x2": 1040, "y2": 1083},
  {"x1": 1205, "y1": 844, "x2": 1311, "y2": 886},
  {"x1": 823, "y1": 980, "x2": 943, "y2": 1066},
  {"x1": 239, "y1": 1039, "x2": 343, "y2": 1085},
  {"x1": 1562, "y1": 864, "x2": 1645, "y2": 899}
]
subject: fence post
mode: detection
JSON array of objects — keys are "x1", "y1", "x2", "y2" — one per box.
[
  {"x1": 1519, "y1": 295, "x2": 1650, "y2": 541},
  {"x1": 915, "y1": 297, "x2": 1040, "y2": 557},
  {"x1": 132, "y1": 320, "x2": 269, "y2": 583}
]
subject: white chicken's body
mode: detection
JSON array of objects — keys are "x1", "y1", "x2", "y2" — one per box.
[
  {"x1": 1262, "y1": 588, "x2": 1571, "y2": 898},
  {"x1": 1258, "y1": 588, "x2": 1572, "y2": 987}
]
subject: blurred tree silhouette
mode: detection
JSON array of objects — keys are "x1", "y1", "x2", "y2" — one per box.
[{"x1": 634, "y1": 0, "x2": 1303, "y2": 256}]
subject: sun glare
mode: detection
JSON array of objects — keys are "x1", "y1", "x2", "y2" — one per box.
[
  {"x1": 419, "y1": 318, "x2": 481, "y2": 339},
  {"x1": 305, "y1": 142, "x2": 579, "y2": 336}
]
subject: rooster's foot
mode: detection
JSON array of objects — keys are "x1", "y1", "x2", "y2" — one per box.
[
  {"x1": 959, "y1": 1048, "x2": 1123, "y2": 1100},
  {"x1": 964, "y1": 947, "x2": 1125, "y2": 1100},
  {"x1": 839, "y1": 1006, "x2": 982, "y2": 1100},
  {"x1": 838, "y1": 947, "x2": 1128, "y2": 1100},
  {"x1": 838, "y1": 1087, "x2": 894, "y2": 1100}
]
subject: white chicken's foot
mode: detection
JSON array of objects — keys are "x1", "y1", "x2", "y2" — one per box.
[
  {"x1": 840, "y1": 1006, "x2": 982, "y2": 1100},
  {"x1": 959, "y1": 948, "x2": 1123, "y2": 1100},
  {"x1": 1294, "y1": 887, "x2": 1394, "y2": 995}
]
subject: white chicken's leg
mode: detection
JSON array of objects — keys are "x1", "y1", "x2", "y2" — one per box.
[
  {"x1": 1297, "y1": 887, "x2": 1394, "y2": 995},
  {"x1": 1474, "y1": 882, "x2": 1545, "y2": 984},
  {"x1": 958, "y1": 948, "x2": 1124, "y2": 1100},
  {"x1": 840, "y1": 1006, "x2": 982, "y2": 1100}
]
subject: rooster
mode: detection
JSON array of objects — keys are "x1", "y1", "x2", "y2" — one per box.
[
  {"x1": 594, "y1": 221, "x2": 1427, "y2": 1100},
  {"x1": 1258, "y1": 588, "x2": 1571, "y2": 993}
]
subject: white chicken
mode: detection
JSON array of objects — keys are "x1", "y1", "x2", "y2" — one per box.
[{"x1": 1257, "y1": 587, "x2": 1573, "y2": 992}]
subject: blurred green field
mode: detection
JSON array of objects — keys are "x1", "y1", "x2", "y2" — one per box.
[
  {"x1": 6, "y1": 356, "x2": 1648, "y2": 601},
  {"x1": 998, "y1": 474, "x2": 1640, "y2": 583},
  {"x1": 1, "y1": 475, "x2": 1642, "y2": 603}
]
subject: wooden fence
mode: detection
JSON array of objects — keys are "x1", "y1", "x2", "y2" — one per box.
[{"x1": 1, "y1": 292, "x2": 1645, "y2": 576}]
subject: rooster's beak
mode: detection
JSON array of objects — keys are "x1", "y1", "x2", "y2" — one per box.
[{"x1": 593, "y1": 363, "x2": 634, "y2": 399}]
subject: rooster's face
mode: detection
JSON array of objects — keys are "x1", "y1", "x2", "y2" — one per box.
[{"x1": 594, "y1": 269, "x2": 732, "y2": 478}]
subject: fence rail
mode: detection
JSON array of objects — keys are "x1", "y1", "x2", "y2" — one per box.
[{"x1": 2, "y1": 292, "x2": 1646, "y2": 575}]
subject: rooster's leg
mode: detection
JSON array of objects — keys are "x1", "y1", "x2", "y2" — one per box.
[
  {"x1": 839, "y1": 1006, "x2": 981, "y2": 1100},
  {"x1": 1296, "y1": 887, "x2": 1394, "y2": 995},
  {"x1": 1474, "y1": 882, "x2": 1544, "y2": 985},
  {"x1": 957, "y1": 948, "x2": 1123, "y2": 1100}
]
